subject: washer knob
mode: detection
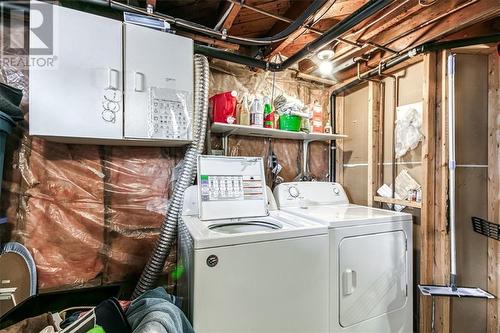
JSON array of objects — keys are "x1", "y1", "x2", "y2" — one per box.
[
  {"x1": 288, "y1": 186, "x2": 300, "y2": 198},
  {"x1": 333, "y1": 187, "x2": 340, "y2": 195}
]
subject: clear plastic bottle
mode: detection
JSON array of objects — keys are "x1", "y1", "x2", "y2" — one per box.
[
  {"x1": 250, "y1": 98, "x2": 263, "y2": 127},
  {"x1": 238, "y1": 95, "x2": 251, "y2": 126}
]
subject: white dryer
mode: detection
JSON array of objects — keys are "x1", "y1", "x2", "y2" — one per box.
[
  {"x1": 274, "y1": 182, "x2": 413, "y2": 333},
  {"x1": 178, "y1": 156, "x2": 329, "y2": 333}
]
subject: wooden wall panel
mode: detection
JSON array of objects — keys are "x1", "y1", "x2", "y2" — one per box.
[
  {"x1": 335, "y1": 94, "x2": 345, "y2": 184},
  {"x1": 367, "y1": 81, "x2": 381, "y2": 206},
  {"x1": 342, "y1": 84, "x2": 369, "y2": 205},
  {"x1": 451, "y1": 53, "x2": 489, "y2": 333},
  {"x1": 433, "y1": 49, "x2": 451, "y2": 333},
  {"x1": 419, "y1": 52, "x2": 437, "y2": 333},
  {"x1": 487, "y1": 52, "x2": 500, "y2": 333},
  {"x1": 381, "y1": 62, "x2": 424, "y2": 187}
]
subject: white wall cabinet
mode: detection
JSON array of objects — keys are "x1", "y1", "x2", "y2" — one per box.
[
  {"x1": 124, "y1": 23, "x2": 193, "y2": 140},
  {"x1": 29, "y1": 2, "x2": 193, "y2": 146}
]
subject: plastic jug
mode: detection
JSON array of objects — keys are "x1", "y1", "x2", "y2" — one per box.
[{"x1": 210, "y1": 91, "x2": 237, "y2": 124}]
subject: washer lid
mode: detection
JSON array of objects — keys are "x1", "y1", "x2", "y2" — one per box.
[
  {"x1": 198, "y1": 155, "x2": 268, "y2": 221},
  {"x1": 181, "y1": 211, "x2": 327, "y2": 249},
  {"x1": 209, "y1": 221, "x2": 281, "y2": 234},
  {"x1": 283, "y1": 204, "x2": 412, "y2": 228}
]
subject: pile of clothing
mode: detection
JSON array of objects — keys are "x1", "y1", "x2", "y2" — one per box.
[{"x1": 0, "y1": 288, "x2": 194, "y2": 333}]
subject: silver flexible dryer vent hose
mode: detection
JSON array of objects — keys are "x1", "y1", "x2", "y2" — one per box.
[{"x1": 132, "y1": 54, "x2": 210, "y2": 299}]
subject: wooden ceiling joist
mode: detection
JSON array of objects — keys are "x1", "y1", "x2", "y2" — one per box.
[
  {"x1": 321, "y1": 0, "x2": 369, "y2": 19},
  {"x1": 220, "y1": 2, "x2": 242, "y2": 31}
]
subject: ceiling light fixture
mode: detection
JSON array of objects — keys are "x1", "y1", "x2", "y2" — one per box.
[
  {"x1": 317, "y1": 49, "x2": 335, "y2": 61},
  {"x1": 319, "y1": 61, "x2": 334, "y2": 75}
]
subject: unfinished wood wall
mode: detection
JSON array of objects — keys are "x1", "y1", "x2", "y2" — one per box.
[
  {"x1": 341, "y1": 84, "x2": 369, "y2": 205},
  {"x1": 451, "y1": 53, "x2": 490, "y2": 333},
  {"x1": 335, "y1": 51, "x2": 500, "y2": 333},
  {"x1": 339, "y1": 61, "x2": 424, "y2": 331}
]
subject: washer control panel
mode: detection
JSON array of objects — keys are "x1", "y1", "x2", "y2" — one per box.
[{"x1": 273, "y1": 182, "x2": 349, "y2": 208}]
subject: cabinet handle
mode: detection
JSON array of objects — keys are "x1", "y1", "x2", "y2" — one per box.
[
  {"x1": 343, "y1": 269, "x2": 357, "y2": 296},
  {"x1": 134, "y1": 72, "x2": 145, "y2": 92},
  {"x1": 107, "y1": 68, "x2": 119, "y2": 90}
]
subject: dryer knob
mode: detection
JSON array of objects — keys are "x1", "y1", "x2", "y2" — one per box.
[
  {"x1": 288, "y1": 186, "x2": 300, "y2": 198},
  {"x1": 333, "y1": 187, "x2": 340, "y2": 195}
]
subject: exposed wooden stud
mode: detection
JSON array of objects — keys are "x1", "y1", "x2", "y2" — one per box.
[
  {"x1": 322, "y1": 0, "x2": 369, "y2": 19},
  {"x1": 181, "y1": 32, "x2": 240, "y2": 50},
  {"x1": 335, "y1": 94, "x2": 345, "y2": 184},
  {"x1": 367, "y1": 80, "x2": 381, "y2": 206},
  {"x1": 433, "y1": 49, "x2": 451, "y2": 333},
  {"x1": 487, "y1": 51, "x2": 500, "y2": 333},
  {"x1": 298, "y1": 58, "x2": 317, "y2": 74},
  {"x1": 221, "y1": 2, "x2": 242, "y2": 31},
  {"x1": 373, "y1": 196, "x2": 422, "y2": 209},
  {"x1": 382, "y1": 0, "x2": 500, "y2": 51},
  {"x1": 420, "y1": 51, "x2": 437, "y2": 333},
  {"x1": 295, "y1": 72, "x2": 337, "y2": 86}
]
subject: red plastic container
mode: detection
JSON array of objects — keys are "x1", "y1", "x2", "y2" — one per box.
[{"x1": 210, "y1": 91, "x2": 238, "y2": 124}]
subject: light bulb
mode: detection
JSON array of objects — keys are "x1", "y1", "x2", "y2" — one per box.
[{"x1": 319, "y1": 61, "x2": 333, "y2": 75}]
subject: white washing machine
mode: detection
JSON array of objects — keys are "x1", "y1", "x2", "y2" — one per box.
[
  {"x1": 178, "y1": 156, "x2": 329, "y2": 333},
  {"x1": 274, "y1": 182, "x2": 413, "y2": 333}
]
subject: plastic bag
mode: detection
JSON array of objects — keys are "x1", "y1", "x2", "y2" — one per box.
[{"x1": 395, "y1": 102, "x2": 423, "y2": 158}]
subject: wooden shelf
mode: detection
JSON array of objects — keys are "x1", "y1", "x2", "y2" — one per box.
[
  {"x1": 373, "y1": 196, "x2": 422, "y2": 209},
  {"x1": 211, "y1": 122, "x2": 347, "y2": 141}
]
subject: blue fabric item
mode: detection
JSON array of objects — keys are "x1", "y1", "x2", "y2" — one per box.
[
  {"x1": 60, "y1": 311, "x2": 82, "y2": 329},
  {"x1": 126, "y1": 288, "x2": 194, "y2": 333}
]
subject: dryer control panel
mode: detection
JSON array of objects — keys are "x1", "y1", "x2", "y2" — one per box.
[{"x1": 274, "y1": 182, "x2": 349, "y2": 208}]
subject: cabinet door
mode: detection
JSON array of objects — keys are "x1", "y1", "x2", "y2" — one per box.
[
  {"x1": 123, "y1": 23, "x2": 193, "y2": 140},
  {"x1": 29, "y1": 3, "x2": 123, "y2": 140},
  {"x1": 339, "y1": 231, "x2": 408, "y2": 328}
]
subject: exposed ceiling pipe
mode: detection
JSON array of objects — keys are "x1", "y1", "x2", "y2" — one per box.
[
  {"x1": 279, "y1": 0, "x2": 393, "y2": 69},
  {"x1": 75, "y1": 0, "x2": 329, "y2": 46},
  {"x1": 196, "y1": 0, "x2": 393, "y2": 71},
  {"x1": 214, "y1": 2, "x2": 235, "y2": 31},
  {"x1": 331, "y1": 33, "x2": 500, "y2": 95},
  {"x1": 379, "y1": 0, "x2": 479, "y2": 49},
  {"x1": 318, "y1": 0, "x2": 479, "y2": 78},
  {"x1": 226, "y1": 0, "x2": 364, "y2": 49}
]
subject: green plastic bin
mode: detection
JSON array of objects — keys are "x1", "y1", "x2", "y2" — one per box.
[{"x1": 279, "y1": 114, "x2": 301, "y2": 132}]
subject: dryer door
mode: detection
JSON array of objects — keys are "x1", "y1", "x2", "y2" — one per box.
[{"x1": 338, "y1": 231, "x2": 407, "y2": 328}]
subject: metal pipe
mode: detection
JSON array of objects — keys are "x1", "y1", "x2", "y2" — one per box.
[
  {"x1": 76, "y1": 0, "x2": 328, "y2": 46},
  {"x1": 227, "y1": 0, "x2": 297, "y2": 26},
  {"x1": 194, "y1": 44, "x2": 271, "y2": 69},
  {"x1": 331, "y1": 34, "x2": 500, "y2": 94},
  {"x1": 77, "y1": 0, "x2": 392, "y2": 70},
  {"x1": 347, "y1": 0, "x2": 413, "y2": 41},
  {"x1": 447, "y1": 53, "x2": 457, "y2": 290},
  {"x1": 391, "y1": 75, "x2": 399, "y2": 204},
  {"x1": 226, "y1": 0, "x2": 364, "y2": 49},
  {"x1": 281, "y1": 0, "x2": 393, "y2": 69},
  {"x1": 214, "y1": 2, "x2": 235, "y2": 31},
  {"x1": 330, "y1": 93, "x2": 336, "y2": 182},
  {"x1": 381, "y1": 0, "x2": 479, "y2": 49}
]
